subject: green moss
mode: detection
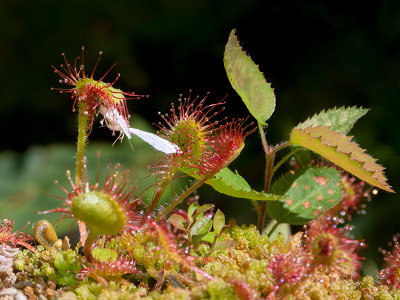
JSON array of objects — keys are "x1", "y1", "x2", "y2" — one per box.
[
  {"x1": 14, "y1": 246, "x2": 81, "y2": 286},
  {"x1": 11, "y1": 223, "x2": 400, "y2": 299},
  {"x1": 74, "y1": 281, "x2": 144, "y2": 300},
  {"x1": 229, "y1": 224, "x2": 269, "y2": 251}
]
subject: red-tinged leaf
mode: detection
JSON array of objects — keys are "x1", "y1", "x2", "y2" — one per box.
[
  {"x1": 168, "y1": 214, "x2": 187, "y2": 231},
  {"x1": 290, "y1": 126, "x2": 393, "y2": 192}
]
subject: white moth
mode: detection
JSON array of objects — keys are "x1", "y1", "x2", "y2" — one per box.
[{"x1": 99, "y1": 106, "x2": 179, "y2": 154}]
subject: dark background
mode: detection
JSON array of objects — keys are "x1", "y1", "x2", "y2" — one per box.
[{"x1": 1, "y1": 0, "x2": 399, "y2": 275}]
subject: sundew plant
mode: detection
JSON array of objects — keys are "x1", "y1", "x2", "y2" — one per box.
[{"x1": 0, "y1": 30, "x2": 398, "y2": 299}]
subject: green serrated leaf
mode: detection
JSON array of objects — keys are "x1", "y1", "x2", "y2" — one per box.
[
  {"x1": 207, "y1": 167, "x2": 281, "y2": 201},
  {"x1": 168, "y1": 214, "x2": 187, "y2": 231},
  {"x1": 295, "y1": 106, "x2": 369, "y2": 134},
  {"x1": 290, "y1": 126, "x2": 393, "y2": 192},
  {"x1": 213, "y1": 209, "x2": 225, "y2": 236},
  {"x1": 190, "y1": 217, "x2": 212, "y2": 236},
  {"x1": 267, "y1": 167, "x2": 343, "y2": 225},
  {"x1": 224, "y1": 29, "x2": 275, "y2": 123},
  {"x1": 193, "y1": 204, "x2": 215, "y2": 218},
  {"x1": 200, "y1": 231, "x2": 216, "y2": 243},
  {"x1": 188, "y1": 203, "x2": 200, "y2": 222}
]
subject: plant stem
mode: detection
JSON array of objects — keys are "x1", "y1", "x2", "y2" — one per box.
[
  {"x1": 76, "y1": 108, "x2": 89, "y2": 186},
  {"x1": 76, "y1": 106, "x2": 89, "y2": 245},
  {"x1": 271, "y1": 146, "x2": 298, "y2": 177},
  {"x1": 83, "y1": 229, "x2": 98, "y2": 260},
  {"x1": 257, "y1": 122, "x2": 291, "y2": 234},
  {"x1": 156, "y1": 175, "x2": 211, "y2": 221},
  {"x1": 257, "y1": 122, "x2": 271, "y2": 233},
  {"x1": 258, "y1": 122, "x2": 269, "y2": 157},
  {"x1": 146, "y1": 167, "x2": 177, "y2": 217},
  {"x1": 251, "y1": 200, "x2": 261, "y2": 218},
  {"x1": 258, "y1": 150, "x2": 275, "y2": 233}
]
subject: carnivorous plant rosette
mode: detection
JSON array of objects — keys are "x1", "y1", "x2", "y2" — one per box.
[
  {"x1": 147, "y1": 93, "x2": 254, "y2": 217},
  {"x1": 44, "y1": 158, "x2": 142, "y2": 259}
]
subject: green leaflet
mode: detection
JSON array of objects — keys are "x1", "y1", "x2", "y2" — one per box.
[
  {"x1": 224, "y1": 29, "x2": 275, "y2": 124},
  {"x1": 190, "y1": 217, "x2": 212, "y2": 236},
  {"x1": 207, "y1": 167, "x2": 281, "y2": 201},
  {"x1": 267, "y1": 167, "x2": 343, "y2": 225},
  {"x1": 213, "y1": 209, "x2": 225, "y2": 236},
  {"x1": 295, "y1": 106, "x2": 369, "y2": 134},
  {"x1": 290, "y1": 126, "x2": 393, "y2": 192}
]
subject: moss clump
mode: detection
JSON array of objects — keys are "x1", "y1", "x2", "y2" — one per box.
[
  {"x1": 9, "y1": 224, "x2": 400, "y2": 299},
  {"x1": 15, "y1": 246, "x2": 81, "y2": 286}
]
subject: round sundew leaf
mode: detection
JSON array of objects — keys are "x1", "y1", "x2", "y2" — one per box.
[
  {"x1": 213, "y1": 209, "x2": 225, "y2": 236},
  {"x1": 92, "y1": 248, "x2": 118, "y2": 262},
  {"x1": 267, "y1": 167, "x2": 343, "y2": 225},
  {"x1": 190, "y1": 217, "x2": 213, "y2": 237},
  {"x1": 224, "y1": 30, "x2": 276, "y2": 124}
]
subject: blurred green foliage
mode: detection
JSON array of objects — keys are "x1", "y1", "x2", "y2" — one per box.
[
  {"x1": 0, "y1": 0, "x2": 399, "y2": 274},
  {"x1": 0, "y1": 117, "x2": 183, "y2": 238}
]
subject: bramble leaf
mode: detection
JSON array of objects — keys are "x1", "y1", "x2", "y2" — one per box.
[
  {"x1": 190, "y1": 217, "x2": 212, "y2": 236},
  {"x1": 188, "y1": 203, "x2": 200, "y2": 222},
  {"x1": 207, "y1": 167, "x2": 282, "y2": 201},
  {"x1": 193, "y1": 204, "x2": 215, "y2": 217},
  {"x1": 168, "y1": 214, "x2": 187, "y2": 231},
  {"x1": 290, "y1": 126, "x2": 393, "y2": 192},
  {"x1": 267, "y1": 167, "x2": 343, "y2": 225},
  {"x1": 295, "y1": 106, "x2": 369, "y2": 134},
  {"x1": 200, "y1": 231, "x2": 216, "y2": 243},
  {"x1": 213, "y1": 209, "x2": 225, "y2": 236},
  {"x1": 224, "y1": 29, "x2": 275, "y2": 124}
]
